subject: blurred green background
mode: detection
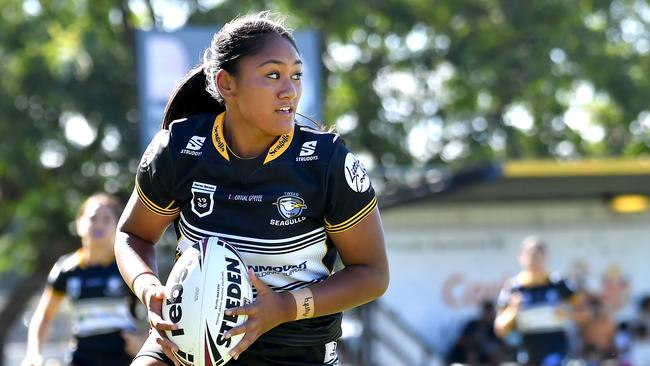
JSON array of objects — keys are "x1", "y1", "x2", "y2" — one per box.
[{"x1": 1, "y1": 0, "x2": 650, "y2": 364}]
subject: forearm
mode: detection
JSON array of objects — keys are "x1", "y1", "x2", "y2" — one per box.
[
  {"x1": 494, "y1": 306, "x2": 518, "y2": 338},
  {"x1": 299, "y1": 263, "x2": 389, "y2": 319},
  {"x1": 26, "y1": 315, "x2": 49, "y2": 355},
  {"x1": 114, "y1": 231, "x2": 162, "y2": 302}
]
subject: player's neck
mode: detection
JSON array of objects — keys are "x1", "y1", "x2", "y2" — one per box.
[
  {"x1": 79, "y1": 243, "x2": 114, "y2": 267},
  {"x1": 223, "y1": 111, "x2": 277, "y2": 159},
  {"x1": 518, "y1": 270, "x2": 549, "y2": 286}
]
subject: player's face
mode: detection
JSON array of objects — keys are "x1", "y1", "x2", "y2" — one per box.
[
  {"x1": 519, "y1": 246, "x2": 545, "y2": 272},
  {"x1": 231, "y1": 34, "x2": 302, "y2": 137},
  {"x1": 76, "y1": 201, "x2": 117, "y2": 246}
]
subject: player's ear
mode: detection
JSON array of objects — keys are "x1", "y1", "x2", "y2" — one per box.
[{"x1": 216, "y1": 69, "x2": 236, "y2": 101}]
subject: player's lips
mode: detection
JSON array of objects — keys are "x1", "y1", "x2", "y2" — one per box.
[{"x1": 275, "y1": 105, "x2": 294, "y2": 114}]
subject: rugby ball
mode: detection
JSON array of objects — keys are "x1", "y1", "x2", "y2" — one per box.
[{"x1": 162, "y1": 237, "x2": 253, "y2": 366}]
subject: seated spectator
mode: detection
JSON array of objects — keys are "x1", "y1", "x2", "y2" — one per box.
[
  {"x1": 580, "y1": 296, "x2": 616, "y2": 360},
  {"x1": 637, "y1": 296, "x2": 650, "y2": 331},
  {"x1": 630, "y1": 324, "x2": 650, "y2": 366},
  {"x1": 447, "y1": 301, "x2": 505, "y2": 365}
]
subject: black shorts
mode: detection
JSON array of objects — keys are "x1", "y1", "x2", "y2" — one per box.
[
  {"x1": 135, "y1": 332, "x2": 339, "y2": 366},
  {"x1": 70, "y1": 331, "x2": 133, "y2": 366}
]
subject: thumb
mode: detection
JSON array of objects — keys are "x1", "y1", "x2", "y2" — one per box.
[{"x1": 152, "y1": 286, "x2": 166, "y2": 299}]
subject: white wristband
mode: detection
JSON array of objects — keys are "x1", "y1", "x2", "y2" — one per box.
[{"x1": 290, "y1": 288, "x2": 314, "y2": 320}]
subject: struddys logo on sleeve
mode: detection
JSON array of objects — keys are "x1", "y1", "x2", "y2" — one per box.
[
  {"x1": 344, "y1": 153, "x2": 371, "y2": 193},
  {"x1": 191, "y1": 182, "x2": 216, "y2": 218},
  {"x1": 271, "y1": 193, "x2": 307, "y2": 226}
]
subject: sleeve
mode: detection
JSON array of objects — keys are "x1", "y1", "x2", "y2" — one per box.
[
  {"x1": 558, "y1": 278, "x2": 576, "y2": 300},
  {"x1": 323, "y1": 141, "x2": 378, "y2": 233},
  {"x1": 135, "y1": 130, "x2": 182, "y2": 216},
  {"x1": 46, "y1": 257, "x2": 67, "y2": 294},
  {"x1": 550, "y1": 273, "x2": 576, "y2": 300}
]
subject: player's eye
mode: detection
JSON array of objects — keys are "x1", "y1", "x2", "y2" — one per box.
[
  {"x1": 267, "y1": 72, "x2": 280, "y2": 80},
  {"x1": 291, "y1": 72, "x2": 302, "y2": 81}
]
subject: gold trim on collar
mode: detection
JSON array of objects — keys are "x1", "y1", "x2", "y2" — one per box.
[
  {"x1": 264, "y1": 128, "x2": 294, "y2": 164},
  {"x1": 211, "y1": 112, "x2": 230, "y2": 161},
  {"x1": 212, "y1": 112, "x2": 294, "y2": 164}
]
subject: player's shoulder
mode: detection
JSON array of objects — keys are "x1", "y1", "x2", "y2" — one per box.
[
  {"x1": 166, "y1": 112, "x2": 217, "y2": 151},
  {"x1": 501, "y1": 275, "x2": 519, "y2": 291},
  {"x1": 293, "y1": 123, "x2": 344, "y2": 161},
  {"x1": 549, "y1": 271, "x2": 575, "y2": 289},
  {"x1": 53, "y1": 251, "x2": 82, "y2": 275}
]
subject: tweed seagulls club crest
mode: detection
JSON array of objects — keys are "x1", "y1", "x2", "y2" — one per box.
[{"x1": 270, "y1": 193, "x2": 307, "y2": 226}]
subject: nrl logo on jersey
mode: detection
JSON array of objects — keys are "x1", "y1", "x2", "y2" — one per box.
[
  {"x1": 270, "y1": 194, "x2": 307, "y2": 226},
  {"x1": 191, "y1": 181, "x2": 216, "y2": 217}
]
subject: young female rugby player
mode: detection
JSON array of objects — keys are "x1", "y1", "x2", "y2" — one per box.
[
  {"x1": 115, "y1": 11, "x2": 389, "y2": 366},
  {"x1": 24, "y1": 194, "x2": 141, "y2": 366}
]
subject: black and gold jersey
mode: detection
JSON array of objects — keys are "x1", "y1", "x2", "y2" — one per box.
[
  {"x1": 48, "y1": 251, "x2": 137, "y2": 339},
  {"x1": 136, "y1": 111, "x2": 377, "y2": 346}
]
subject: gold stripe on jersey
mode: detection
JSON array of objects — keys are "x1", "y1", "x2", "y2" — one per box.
[
  {"x1": 211, "y1": 112, "x2": 230, "y2": 161},
  {"x1": 135, "y1": 180, "x2": 181, "y2": 216},
  {"x1": 324, "y1": 197, "x2": 377, "y2": 233},
  {"x1": 264, "y1": 128, "x2": 294, "y2": 164}
]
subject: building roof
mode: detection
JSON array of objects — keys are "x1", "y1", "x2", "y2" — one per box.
[{"x1": 378, "y1": 158, "x2": 650, "y2": 210}]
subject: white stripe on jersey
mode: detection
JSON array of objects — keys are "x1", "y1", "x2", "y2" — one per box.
[
  {"x1": 72, "y1": 298, "x2": 135, "y2": 337},
  {"x1": 298, "y1": 126, "x2": 340, "y2": 142},
  {"x1": 178, "y1": 212, "x2": 326, "y2": 249},
  {"x1": 178, "y1": 223, "x2": 327, "y2": 254},
  {"x1": 176, "y1": 214, "x2": 332, "y2": 291}
]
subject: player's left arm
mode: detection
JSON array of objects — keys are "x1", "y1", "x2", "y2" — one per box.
[
  {"x1": 224, "y1": 207, "x2": 389, "y2": 360},
  {"x1": 305, "y1": 206, "x2": 389, "y2": 313}
]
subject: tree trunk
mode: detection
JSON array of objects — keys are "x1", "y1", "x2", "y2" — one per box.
[{"x1": 0, "y1": 240, "x2": 73, "y2": 366}]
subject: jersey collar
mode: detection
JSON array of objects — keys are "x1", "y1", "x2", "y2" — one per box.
[{"x1": 211, "y1": 112, "x2": 294, "y2": 164}]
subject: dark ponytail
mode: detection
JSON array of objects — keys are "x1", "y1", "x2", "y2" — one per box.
[
  {"x1": 160, "y1": 67, "x2": 224, "y2": 129},
  {"x1": 161, "y1": 11, "x2": 297, "y2": 130}
]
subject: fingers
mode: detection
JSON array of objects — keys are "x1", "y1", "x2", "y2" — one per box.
[
  {"x1": 224, "y1": 322, "x2": 248, "y2": 339},
  {"x1": 228, "y1": 332, "x2": 259, "y2": 361},
  {"x1": 149, "y1": 310, "x2": 178, "y2": 331},
  {"x1": 225, "y1": 304, "x2": 252, "y2": 317},
  {"x1": 154, "y1": 331, "x2": 181, "y2": 366},
  {"x1": 247, "y1": 269, "x2": 270, "y2": 293}
]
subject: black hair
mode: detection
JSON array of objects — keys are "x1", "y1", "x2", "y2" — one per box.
[
  {"x1": 161, "y1": 11, "x2": 298, "y2": 129},
  {"x1": 76, "y1": 193, "x2": 121, "y2": 221}
]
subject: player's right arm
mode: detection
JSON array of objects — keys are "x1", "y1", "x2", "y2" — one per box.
[
  {"x1": 22, "y1": 287, "x2": 64, "y2": 366},
  {"x1": 114, "y1": 128, "x2": 183, "y2": 363},
  {"x1": 115, "y1": 189, "x2": 181, "y2": 362},
  {"x1": 494, "y1": 282, "x2": 522, "y2": 338}
]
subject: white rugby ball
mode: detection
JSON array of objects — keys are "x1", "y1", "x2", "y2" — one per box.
[{"x1": 162, "y1": 237, "x2": 252, "y2": 366}]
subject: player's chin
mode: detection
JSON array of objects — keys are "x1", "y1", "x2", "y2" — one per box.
[{"x1": 269, "y1": 115, "x2": 295, "y2": 134}]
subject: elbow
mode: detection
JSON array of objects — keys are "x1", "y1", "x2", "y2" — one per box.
[
  {"x1": 370, "y1": 265, "x2": 390, "y2": 299},
  {"x1": 493, "y1": 318, "x2": 510, "y2": 339}
]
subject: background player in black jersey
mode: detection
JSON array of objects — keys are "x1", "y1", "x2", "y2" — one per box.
[
  {"x1": 115, "y1": 11, "x2": 389, "y2": 366},
  {"x1": 22, "y1": 193, "x2": 144, "y2": 366},
  {"x1": 494, "y1": 236, "x2": 585, "y2": 366}
]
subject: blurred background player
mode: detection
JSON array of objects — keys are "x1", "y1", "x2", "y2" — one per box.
[
  {"x1": 22, "y1": 193, "x2": 143, "y2": 366},
  {"x1": 494, "y1": 236, "x2": 585, "y2": 366}
]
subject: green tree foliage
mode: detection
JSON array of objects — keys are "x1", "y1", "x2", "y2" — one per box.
[
  {"x1": 0, "y1": 0, "x2": 140, "y2": 361},
  {"x1": 1, "y1": 0, "x2": 649, "y2": 362}
]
